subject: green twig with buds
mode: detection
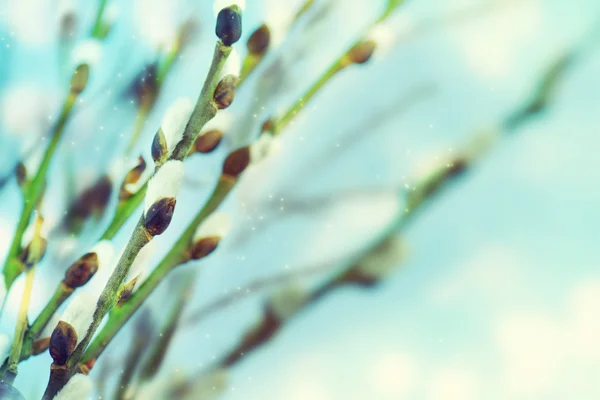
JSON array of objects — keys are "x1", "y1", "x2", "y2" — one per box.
[
  {"x1": 41, "y1": 7, "x2": 241, "y2": 398},
  {"x1": 1, "y1": 64, "x2": 89, "y2": 293}
]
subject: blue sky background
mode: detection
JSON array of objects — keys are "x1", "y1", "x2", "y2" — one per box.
[{"x1": 1, "y1": 0, "x2": 600, "y2": 398}]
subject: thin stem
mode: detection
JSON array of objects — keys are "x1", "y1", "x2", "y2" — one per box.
[
  {"x1": 126, "y1": 106, "x2": 150, "y2": 154},
  {"x1": 41, "y1": 41, "x2": 234, "y2": 398},
  {"x1": 81, "y1": 176, "x2": 236, "y2": 366},
  {"x1": 5, "y1": 267, "x2": 36, "y2": 383},
  {"x1": 90, "y1": 0, "x2": 109, "y2": 39},
  {"x1": 273, "y1": 59, "x2": 345, "y2": 134},
  {"x1": 2, "y1": 92, "x2": 76, "y2": 290},
  {"x1": 138, "y1": 276, "x2": 193, "y2": 382}
]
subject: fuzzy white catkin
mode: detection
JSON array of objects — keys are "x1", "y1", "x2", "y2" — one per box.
[
  {"x1": 53, "y1": 374, "x2": 93, "y2": 400},
  {"x1": 144, "y1": 160, "x2": 184, "y2": 215},
  {"x1": 193, "y1": 212, "x2": 232, "y2": 242},
  {"x1": 121, "y1": 155, "x2": 154, "y2": 195},
  {"x1": 71, "y1": 39, "x2": 103, "y2": 68},
  {"x1": 125, "y1": 240, "x2": 157, "y2": 287},
  {"x1": 1, "y1": 84, "x2": 54, "y2": 140},
  {"x1": 356, "y1": 234, "x2": 405, "y2": 280},
  {"x1": 222, "y1": 48, "x2": 241, "y2": 77},
  {"x1": 161, "y1": 97, "x2": 194, "y2": 155},
  {"x1": 268, "y1": 283, "x2": 308, "y2": 320},
  {"x1": 60, "y1": 291, "x2": 97, "y2": 341},
  {"x1": 249, "y1": 134, "x2": 282, "y2": 165},
  {"x1": 91, "y1": 240, "x2": 115, "y2": 270}
]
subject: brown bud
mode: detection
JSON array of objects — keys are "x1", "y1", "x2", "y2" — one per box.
[
  {"x1": 347, "y1": 40, "x2": 376, "y2": 65},
  {"x1": 20, "y1": 237, "x2": 48, "y2": 268},
  {"x1": 247, "y1": 24, "x2": 270, "y2": 55},
  {"x1": 118, "y1": 277, "x2": 138, "y2": 304},
  {"x1": 260, "y1": 118, "x2": 275, "y2": 134},
  {"x1": 49, "y1": 321, "x2": 78, "y2": 365},
  {"x1": 16, "y1": 162, "x2": 27, "y2": 187},
  {"x1": 213, "y1": 75, "x2": 238, "y2": 110},
  {"x1": 70, "y1": 63, "x2": 90, "y2": 95},
  {"x1": 193, "y1": 129, "x2": 223, "y2": 154},
  {"x1": 64, "y1": 252, "x2": 99, "y2": 288},
  {"x1": 222, "y1": 147, "x2": 250, "y2": 178},
  {"x1": 151, "y1": 128, "x2": 168, "y2": 166},
  {"x1": 144, "y1": 197, "x2": 176, "y2": 236},
  {"x1": 33, "y1": 337, "x2": 51, "y2": 355},
  {"x1": 66, "y1": 176, "x2": 112, "y2": 228},
  {"x1": 216, "y1": 5, "x2": 243, "y2": 47},
  {"x1": 190, "y1": 236, "x2": 221, "y2": 260},
  {"x1": 119, "y1": 156, "x2": 147, "y2": 200}
]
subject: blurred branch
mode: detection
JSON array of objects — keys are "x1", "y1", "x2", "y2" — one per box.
[
  {"x1": 182, "y1": 263, "x2": 333, "y2": 328},
  {"x1": 180, "y1": 30, "x2": 589, "y2": 383}
]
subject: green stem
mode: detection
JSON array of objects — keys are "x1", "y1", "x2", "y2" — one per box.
[
  {"x1": 138, "y1": 275, "x2": 193, "y2": 381},
  {"x1": 81, "y1": 176, "x2": 235, "y2": 365},
  {"x1": 90, "y1": 0, "x2": 109, "y2": 39},
  {"x1": 273, "y1": 59, "x2": 345, "y2": 134},
  {"x1": 4, "y1": 267, "x2": 36, "y2": 383},
  {"x1": 41, "y1": 41, "x2": 234, "y2": 397},
  {"x1": 2, "y1": 93, "x2": 76, "y2": 290}
]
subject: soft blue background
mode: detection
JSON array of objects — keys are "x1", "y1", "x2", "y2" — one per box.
[{"x1": 1, "y1": 0, "x2": 599, "y2": 398}]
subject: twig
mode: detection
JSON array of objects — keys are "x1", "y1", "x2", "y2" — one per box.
[{"x1": 183, "y1": 263, "x2": 333, "y2": 328}]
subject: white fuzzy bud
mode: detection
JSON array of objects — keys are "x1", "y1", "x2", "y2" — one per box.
[
  {"x1": 91, "y1": 240, "x2": 114, "y2": 270},
  {"x1": 356, "y1": 234, "x2": 405, "y2": 280},
  {"x1": 268, "y1": 283, "x2": 308, "y2": 320},
  {"x1": 249, "y1": 133, "x2": 281, "y2": 165},
  {"x1": 53, "y1": 374, "x2": 93, "y2": 400},
  {"x1": 222, "y1": 48, "x2": 241, "y2": 77},
  {"x1": 144, "y1": 160, "x2": 184, "y2": 215},
  {"x1": 60, "y1": 291, "x2": 97, "y2": 340},
  {"x1": 161, "y1": 97, "x2": 194, "y2": 156},
  {"x1": 125, "y1": 240, "x2": 157, "y2": 288},
  {"x1": 193, "y1": 212, "x2": 231, "y2": 242},
  {"x1": 71, "y1": 39, "x2": 103, "y2": 68},
  {"x1": 366, "y1": 21, "x2": 396, "y2": 59},
  {"x1": 264, "y1": 4, "x2": 293, "y2": 47},
  {"x1": 1, "y1": 84, "x2": 55, "y2": 142},
  {"x1": 122, "y1": 155, "x2": 153, "y2": 195}
]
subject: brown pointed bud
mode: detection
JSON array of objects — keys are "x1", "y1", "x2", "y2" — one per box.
[
  {"x1": 15, "y1": 162, "x2": 27, "y2": 188},
  {"x1": 119, "y1": 156, "x2": 147, "y2": 200},
  {"x1": 260, "y1": 118, "x2": 274, "y2": 134},
  {"x1": 126, "y1": 63, "x2": 159, "y2": 109},
  {"x1": 193, "y1": 129, "x2": 223, "y2": 154},
  {"x1": 151, "y1": 128, "x2": 168, "y2": 166},
  {"x1": 70, "y1": 64, "x2": 90, "y2": 95},
  {"x1": 64, "y1": 252, "x2": 99, "y2": 288},
  {"x1": 222, "y1": 147, "x2": 250, "y2": 178},
  {"x1": 213, "y1": 75, "x2": 238, "y2": 110},
  {"x1": 33, "y1": 337, "x2": 51, "y2": 355},
  {"x1": 190, "y1": 236, "x2": 221, "y2": 260},
  {"x1": 66, "y1": 176, "x2": 112, "y2": 230},
  {"x1": 144, "y1": 197, "x2": 176, "y2": 236},
  {"x1": 247, "y1": 24, "x2": 270, "y2": 55},
  {"x1": 117, "y1": 277, "x2": 139, "y2": 304},
  {"x1": 216, "y1": 5, "x2": 242, "y2": 46},
  {"x1": 346, "y1": 40, "x2": 376, "y2": 65},
  {"x1": 49, "y1": 321, "x2": 78, "y2": 365}
]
